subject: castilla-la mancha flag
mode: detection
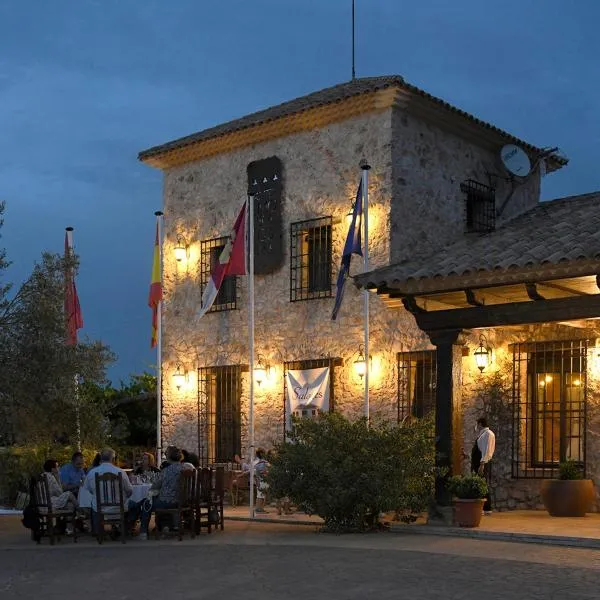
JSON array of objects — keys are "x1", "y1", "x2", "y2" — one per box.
[
  {"x1": 64, "y1": 229, "x2": 83, "y2": 345},
  {"x1": 149, "y1": 222, "x2": 162, "y2": 348},
  {"x1": 197, "y1": 201, "x2": 247, "y2": 318}
]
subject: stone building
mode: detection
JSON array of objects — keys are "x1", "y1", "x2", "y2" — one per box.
[{"x1": 139, "y1": 75, "x2": 600, "y2": 512}]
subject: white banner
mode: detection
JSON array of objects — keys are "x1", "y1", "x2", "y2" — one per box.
[{"x1": 285, "y1": 367, "x2": 330, "y2": 430}]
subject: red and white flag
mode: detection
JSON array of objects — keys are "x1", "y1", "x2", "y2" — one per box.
[
  {"x1": 197, "y1": 201, "x2": 247, "y2": 318},
  {"x1": 64, "y1": 228, "x2": 83, "y2": 345}
]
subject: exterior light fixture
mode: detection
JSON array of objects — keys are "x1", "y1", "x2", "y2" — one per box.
[
  {"x1": 474, "y1": 334, "x2": 492, "y2": 373},
  {"x1": 172, "y1": 363, "x2": 187, "y2": 390},
  {"x1": 353, "y1": 345, "x2": 370, "y2": 379},
  {"x1": 254, "y1": 355, "x2": 270, "y2": 386},
  {"x1": 174, "y1": 236, "x2": 188, "y2": 262}
]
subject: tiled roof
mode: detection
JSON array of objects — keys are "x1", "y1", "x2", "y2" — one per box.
[
  {"x1": 138, "y1": 75, "x2": 566, "y2": 169},
  {"x1": 356, "y1": 192, "x2": 600, "y2": 292}
]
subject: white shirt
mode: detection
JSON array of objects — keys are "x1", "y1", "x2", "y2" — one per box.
[
  {"x1": 84, "y1": 462, "x2": 133, "y2": 511},
  {"x1": 477, "y1": 428, "x2": 496, "y2": 464}
]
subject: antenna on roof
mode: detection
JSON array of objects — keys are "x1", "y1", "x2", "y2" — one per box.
[{"x1": 352, "y1": 0, "x2": 356, "y2": 80}]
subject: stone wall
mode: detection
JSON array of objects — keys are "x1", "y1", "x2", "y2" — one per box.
[
  {"x1": 158, "y1": 104, "x2": 599, "y2": 513},
  {"x1": 160, "y1": 108, "x2": 429, "y2": 457},
  {"x1": 460, "y1": 324, "x2": 600, "y2": 513},
  {"x1": 390, "y1": 107, "x2": 541, "y2": 263}
]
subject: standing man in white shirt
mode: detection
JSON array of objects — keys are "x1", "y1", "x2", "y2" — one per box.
[{"x1": 470, "y1": 417, "x2": 496, "y2": 514}]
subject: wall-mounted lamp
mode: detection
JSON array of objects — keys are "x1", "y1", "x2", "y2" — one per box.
[
  {"x1": 254, "y1": 355, "x2": 271, "y2": 386},
  {"x1": 173, "y1": 235, "x2": 188, "y2": 262},
  {"x1": 474, "y1": 334, "x2": 492, "y2": 373},
  {"x1": 172, "y1": 363, "x2": 188, "y2": 390},
  {"x1": 353, "y1": 345, "x2": 371, "y2": 379}
]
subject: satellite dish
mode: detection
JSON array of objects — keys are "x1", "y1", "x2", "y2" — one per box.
[{"x1": 500, "y1": 144, "x2": 531, "y2": 177}]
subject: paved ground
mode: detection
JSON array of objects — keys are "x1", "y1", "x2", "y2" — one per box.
[{"x1": 1, "y1": 516, "x2": 599, "y2": 599}]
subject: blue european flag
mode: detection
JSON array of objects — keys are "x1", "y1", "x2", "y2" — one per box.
[{"x1": 331, "y1": 179, "x2": 363, "y2": 320}]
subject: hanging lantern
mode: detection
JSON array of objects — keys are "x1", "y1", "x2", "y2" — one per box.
[
  {"x1": 354, "y1": 345, "x2": 368, "y2": 379},
  {"x1": 172, "y1": 363, "x2": 186, "y2": 390},
  {"x1": 174, "y1": 236, "x2": 187, "y2": 262},
  {"x1": 474, "y1": 334, "x2": 492, "y2": 373},
  {"x1": 254, "y1": 355, "x2": 269, "y2": 387}
]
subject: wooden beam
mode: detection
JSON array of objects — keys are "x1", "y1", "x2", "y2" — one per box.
[
  {"x1": 465, "y1": 289, "x2": 485, "y2": 307},
  {"x1": 525, "y1": 283, "x2": 545, "y2": 301},
  {"x1": 415, "y1": 294, "x2": 600, "y2": 331},
  {"x1": 540, "y1": 281, "x2": 589, "y2": 297},
  {"x1": 402, "y1": 295, "x2": 426, "y2": 314}
]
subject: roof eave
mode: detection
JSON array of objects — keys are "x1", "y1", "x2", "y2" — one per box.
[{"x1": 356, "y1": 258, "x2": 600, "y2": 297}]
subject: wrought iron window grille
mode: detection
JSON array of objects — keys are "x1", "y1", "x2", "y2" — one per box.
[
  {"x1": 511, "y1": 340, "x2": 588, "y2": 479},
  {"x1": 197, "y1": 365, "x2": 243, "y2": 467},
  {"x1": 397, "y1": 350, "x2": 437, "y2": 422},
  {"x1": 290, "y1": 216, "x2": 333, "y2": 302},
  {"x1": 461, "y1": 179, "x2": 496, "y2": 233},
  {"x1": 200, "y1": 236, "x2": 237, "y2": 312}
]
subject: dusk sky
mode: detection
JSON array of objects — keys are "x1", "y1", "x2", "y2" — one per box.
[{"x1": 1, "y1": 0, "x2": 598, "y2": 384}]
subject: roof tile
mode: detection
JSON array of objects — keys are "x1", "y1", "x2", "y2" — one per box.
[{"x1": 357, "y1": 192, "x2": 600, "y2": 290}]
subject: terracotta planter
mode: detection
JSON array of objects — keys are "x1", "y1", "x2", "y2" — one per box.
[
  {"x1": 541, "y1": 479, "x2": 595, "y2": 517},
  {"x1": 453, "y1": 499, "x2": 485, "y2": 527}
]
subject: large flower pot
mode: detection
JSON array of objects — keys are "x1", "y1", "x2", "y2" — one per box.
[
  {"x1": 453, "y1": 499, "x2": 485, "y2": 527},
  {"x1": 541, "y1": 479, "x2": 595, "y2": 517}
]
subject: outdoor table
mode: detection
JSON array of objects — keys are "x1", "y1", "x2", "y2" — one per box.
[{"x1": 77, "y1": 483, "x2": 152, "y2": 508}]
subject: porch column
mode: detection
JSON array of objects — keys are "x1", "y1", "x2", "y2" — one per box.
[{"x1": 428, "y1": 328, "x2": 468, "y2": 509}]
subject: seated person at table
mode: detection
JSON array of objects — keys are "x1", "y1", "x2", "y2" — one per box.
[
  {"x1": 134, "y1": 453, "x2": 160, "y2": 475},
  {"x1": 42, "y1": 459, "x2": 78, "y2": 534},
  {"x1": 83, "y1": 447, "x2": 134, "y2": 533},
  {"x1": 88, "y1": 453, "x2": 101, "y2": 473},
  {"x1": 139, "y1": 446, "x2": 187, "y2": 539},
  {"x1": 59, "y1": 452, "x2": 86, "y2": 494},
  {"x1": 181, "y1": 449, "x2": 199, "y2": 469},
  {"x1": 234, "y1": 448, "x2": 270, "y2": 513}
]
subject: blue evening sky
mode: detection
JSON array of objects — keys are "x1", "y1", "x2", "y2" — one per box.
[{"x1": 0, "y1": 1, "x2": 598, "y2": 384}]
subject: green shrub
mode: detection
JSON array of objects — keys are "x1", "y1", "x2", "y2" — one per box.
[
  {"x1": 558, "y1": 460, "x2": 583, "y2": 480},
  {"x1": 447, "y1": 474, "x2": 488, "y2": 500},
  {"x1": 266, "y1": 413, "x2": 436, "y2": 532},
  {"x1": 0, "y1": 446, "x2": 96, "y2": 505}
]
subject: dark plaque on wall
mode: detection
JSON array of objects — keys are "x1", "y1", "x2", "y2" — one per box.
[{"x1": 247, "y1": 156, "x2": 284, "y2": 274}]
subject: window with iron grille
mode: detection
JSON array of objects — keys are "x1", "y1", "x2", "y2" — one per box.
[
  {"x1": 197, "y1": 365, "x2": 242, "y2": 466},
  {"x1": 200, "y1": 236, "x2": 237, "y2": 312},
  {"x1": 461, "y1": 180, "x2": 495, "y2": 233},
  {"x1": 290, "y1": 217, "x2": 333, "y2": 302},
  {"x1": 397, "y1": 350, "x2": 437, "y2": 421},
  {"x1": 512, "y1": 340, "x2": 588, "y2": 479},
  {"x1": 282, "y1": 358, "x2": 339, "y2": 436}
]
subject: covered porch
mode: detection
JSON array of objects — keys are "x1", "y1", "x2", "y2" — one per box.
[{"x1": 357, "y1": 192, "x2": 600, "y2": 513}]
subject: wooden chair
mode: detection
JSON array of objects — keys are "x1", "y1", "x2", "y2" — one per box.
[
  {"x1": 94, "y1": 472, "x2": 126, "y2": 545},
  {"x1": 32, "y1": 474, "x2": 78, "y2": 545},
  {"x1": 154, "y1": 469, "x2": 196, "y2": 541},
  {"x1": 195, "y1": 467, "x2": 219, "y2": 534},
  {"x1": 230, "y1": 470, "x2": 251, "y2": 507}
]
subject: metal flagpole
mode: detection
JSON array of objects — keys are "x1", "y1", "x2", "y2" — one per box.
[
  {"x1": 65, "y1": 227, "x2": 82, "y2": 451},
  {"x1": 247, "y1": 195, "x2": 256, "y2": 518},
  {"x1": 352, "y1": 0, "x2": 356, "y2": 80},
  {"x1": 155, "y1": 210, "x2": 164, "y2": 463},
  {"x1": 360, "y1": 161, "x2": 371, "y2": 422}
]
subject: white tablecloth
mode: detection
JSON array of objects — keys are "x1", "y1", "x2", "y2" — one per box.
[{"x1": 77, "y1": 484, "x2": 152, "y2": 509}]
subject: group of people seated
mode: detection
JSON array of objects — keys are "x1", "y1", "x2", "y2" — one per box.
[{"x1": 37, "y1": 445, "x2": 202, "y2": 539}]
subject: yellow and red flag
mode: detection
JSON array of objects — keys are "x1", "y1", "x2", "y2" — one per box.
[{"x1": 149, "y1": 221, "x2": 162, "y2": 347}]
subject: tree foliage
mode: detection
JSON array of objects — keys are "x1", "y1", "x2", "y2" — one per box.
[
  {"x1": 267, "y1": 413, "x2": 436, "y2": 532},
  {"x1": 0, "y1": 231, "x2": 115, "y2": 446}
]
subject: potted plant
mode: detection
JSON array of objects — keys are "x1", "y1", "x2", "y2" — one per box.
[
  {"x1": 447, "y1": 474, "x2": 488, "y2": 528},
  {"x1": 541, "y1": 460, "x2": 595, "y2": 517}
]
